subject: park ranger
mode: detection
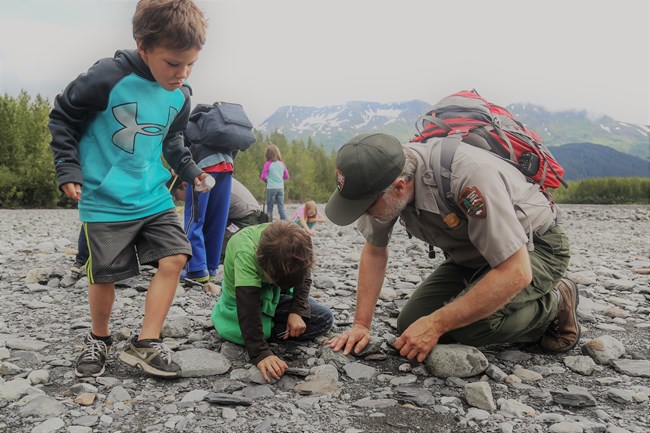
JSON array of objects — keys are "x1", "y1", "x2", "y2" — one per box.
[{"x1": 324, "y1": 133, "x2": 580, "y2": 362}]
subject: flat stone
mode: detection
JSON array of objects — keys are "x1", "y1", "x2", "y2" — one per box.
[
  {"x1": 610, "y1": 359, "x2": 650, "y2": 377},
  {"x1": 499, "y1": 350, "x2": 532, "y2": 363},
  {"x1": 26, "y1": 369, "x2": 49, "y2": 385},
  {"x1": 18, "y1": 395, "x2": 65, "y2": 417},
  {"x1": 241, "y1": 384, "x2": 274, "y2": 399},
  {"x1": 204, "y1": 392, "x2": 253, "y2": 406},
  {"x1": 466, "y1": 407, "x2": 490, "y2": 421},
  {"x1": 107, "y1": 386, "x2": 131, "y2": 402},
  {"x1": 0, "y1": 378, "x2": 32, "y2": 401},
  {"x1": 499, "y1": 399, "x2": 537, "y2": 417},
  {"x1": 342, "y1": 362, "x2": 377, "y2": 380},
  {"x1": 549, "y1": 389, "x2": 597, "y2": 407},
  {"x1": 394, "y1": 386, "x2": 435, "y2": 407},
  {"x1": 74, "y1": 393, "x2": 96, "y2": 406},
  {"x1": 174, "y1": 348, "x2": 231, "y2": 377},
  {"x1": 4, "y1": 339, "x2": 49, "y2": 351},
  {"x1": 548, "y1": 422, "x2": 584, "y2": 433},
  {"x1": 180, "y1": 389, "x2": 210, "y2": 406},
  {"x1": 294, "y1": 377, "x2": 341, "y2": 396},
  {"x1": 512, "y1": 367, "x2": 544, "y2": 382},
  {"x1": 31, "y1": 417, "x2": 65, "y2": 433},
  {"x1": 464, "y1": 381, "x2": 496, "y2": 411},
  {"x1": 285, "y1": 367, "x2": 310, "y2": 377},
  {"x1": 563, "y1": 356, "x2": 597, "y2": 375},
  {"x1": 352, "y1": 397, "x2": 397, "y2": 408},
  {"x1": 607, "y1": 388, "x2": 635, "y2": 403},
  {"x1": 162, "y1": 316, "x2": 192, "y2": 338}
]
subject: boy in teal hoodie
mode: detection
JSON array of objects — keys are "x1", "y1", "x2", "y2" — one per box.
[{"x1": 49, "y1": 0, "x2": 209, "y2": 378}]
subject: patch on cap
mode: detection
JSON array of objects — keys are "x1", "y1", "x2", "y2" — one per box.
[
  {"x1": 458, "y1": 187, "x2": 486, "y2": 218},
  {"x1": 336, "y1": 168, "x2": 345, "y2": 192}
]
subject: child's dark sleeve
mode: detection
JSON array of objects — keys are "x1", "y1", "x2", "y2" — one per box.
[
  {"x1": 162, "y1": 85, "x2": 202, "y2": 184},
  {"x1": 288, "y1": 277, "x2": 312, "y2": 318},
  {"x1": 48, "y1": 58, "x2": 118, "y2": 188},
  {"x1": 235, "y1": 285, "x2": 274, "y2": 365}
]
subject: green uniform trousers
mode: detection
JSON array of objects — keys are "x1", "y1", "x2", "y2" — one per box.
[{"x1": 396, "y1": 224, "x2": 570, "y2": 346}]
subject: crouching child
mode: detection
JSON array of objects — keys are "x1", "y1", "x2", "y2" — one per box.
[{"x1": 211, "y1": 221, "x2": 333, "y2": 382}]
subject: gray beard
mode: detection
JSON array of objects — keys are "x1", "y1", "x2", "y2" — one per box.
[{"x1": 372, "y1": 191, "x2": 410, "y2": 224}]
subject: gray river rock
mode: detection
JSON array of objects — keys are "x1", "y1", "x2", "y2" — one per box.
[{"x1": 0, "y1": 204, "x2": 648, "y2": 432}]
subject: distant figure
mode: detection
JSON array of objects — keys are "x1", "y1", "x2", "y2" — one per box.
[
  {"x1": 292, "y1": 200, "x2": 326, "y2": 236},
  {"x1": 221, "y1": 178, "x2": 269, "y2": 264},
  {"x1": 172, "y1": 177, "x2": 269, "y2": 266},
  {"x1": 260, "y1": 144, "x2": 289, "y2": 221},
  {"x1": 211, "y1": 221, "x2": 333, "y2": 382},
  {"x1": 181, "y1": 105, "x2": 235, "y2": 284},
  {"x1": 48, "y1": 0, "x2": 209, "y2": 378}
]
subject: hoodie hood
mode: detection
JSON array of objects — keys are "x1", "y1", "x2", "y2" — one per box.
[{"x1": 114, "y1": 49, "x2": 155, "y2": 82}]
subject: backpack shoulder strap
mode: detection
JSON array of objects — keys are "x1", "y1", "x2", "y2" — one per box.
[{"x1": 431, "y1": 134, "x2": 463, "y2": 215}]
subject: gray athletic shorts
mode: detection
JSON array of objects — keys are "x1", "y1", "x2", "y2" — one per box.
[{"x1": 83, "y1": 209, "x2": 192, "y2": 284}]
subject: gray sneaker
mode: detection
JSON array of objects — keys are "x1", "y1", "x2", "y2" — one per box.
[
  {"x1": 119, "y1": 336, "x2": 181, "y2": 378},
  {"x1": 75, "y1": 333, "x2": 111, "y2": 377}
]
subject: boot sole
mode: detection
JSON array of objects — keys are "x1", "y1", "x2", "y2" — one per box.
[{"x1": 119, "y1": 352, "x2": 180, "y2": 378}]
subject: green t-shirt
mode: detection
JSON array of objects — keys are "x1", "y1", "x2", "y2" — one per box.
[
  {"x1": 211, "y1": 224, "x2": 280, "y2": 345},
  {"x1": 222, "y1": 223, "x2": 268, "y2": 296}
]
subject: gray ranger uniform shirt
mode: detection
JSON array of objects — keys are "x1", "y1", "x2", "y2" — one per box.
[
  {"x1": 358, "y1": 139, "x2": 557, "y2": 269},
  {"x1": 229, "y1": 178, "x2": 262, "y2": 220}
]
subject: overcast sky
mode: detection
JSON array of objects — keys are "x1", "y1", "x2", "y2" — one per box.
[{"x1": 1, "y1": 0, "x2": 648, "y2": 126}]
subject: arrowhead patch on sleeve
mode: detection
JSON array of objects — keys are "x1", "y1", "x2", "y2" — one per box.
[{"x1": 458, "y1": 186, "x2": 487, "y2": 218}]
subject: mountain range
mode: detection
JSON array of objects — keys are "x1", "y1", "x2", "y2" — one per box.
[
  {"x1": 257, "y1": 100, "x2": 649, "y2": 160},
  {"x1": 551, "y1": 143, "x2": 649, "y2": 181}
]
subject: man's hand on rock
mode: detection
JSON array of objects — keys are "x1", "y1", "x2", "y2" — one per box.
[
  {"x1": 325, "y1": 322, "x2": 371, "y2": 355},
  {"x1": 394, "y1": 314, "x2": 442, "y2": 363}
]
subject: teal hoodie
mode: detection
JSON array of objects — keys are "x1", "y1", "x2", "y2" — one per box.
[{"x1": 49, "y1": 49, "x2": 202, "y2": 222}]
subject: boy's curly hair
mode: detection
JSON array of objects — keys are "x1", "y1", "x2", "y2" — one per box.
[
  {"x1": 256, "y1": 221, "x2": 314, "y2": 288},
  {"x1": 133, "y1": 0, "x2": 208, "y2": 51}
]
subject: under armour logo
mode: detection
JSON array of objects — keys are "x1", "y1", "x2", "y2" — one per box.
[{"x1": 112, "y1": 103, "x2": 177, "y2": 154}]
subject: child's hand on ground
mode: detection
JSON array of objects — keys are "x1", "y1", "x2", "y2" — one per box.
[
  {"x1": 257, "y1": 355, "x2": 287, "y2": 382},
  {"x1": 285, "y1": 313, "x2": 306, "y2": 339},
  {"x1": 61, "y1": 182, "x2": 82, "y2": 201}
]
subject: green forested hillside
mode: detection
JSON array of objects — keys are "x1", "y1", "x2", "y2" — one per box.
[
  {"x1": 552, "y1": 177, "x2": 650, "y2": 204},
  {"x1": 0, "y1": 91, "x2": 58, "y2": 207},
  {"x1": 0, "y1": 92, "x2": 337, "y2": 208},
  {"x1": 553, "y1": 142, "x2": 649, "y2": 180}
]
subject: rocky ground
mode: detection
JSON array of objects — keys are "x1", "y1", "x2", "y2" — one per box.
[{"x1": 0, "y1": 204, "x2": 648, "y2": 433}]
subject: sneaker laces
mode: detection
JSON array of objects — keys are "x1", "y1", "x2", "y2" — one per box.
[
  {"x1": 149, "y1": 341, "x2": 172, "y2": 365},
  {"x1": 82, "y1": 338, "x2": 107, "y2": 362}
]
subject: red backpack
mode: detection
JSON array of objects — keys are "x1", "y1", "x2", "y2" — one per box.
[{"x1": 411, "y1": 90, "x2": 567, "y2": 199}]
